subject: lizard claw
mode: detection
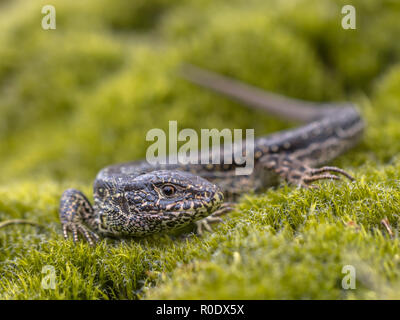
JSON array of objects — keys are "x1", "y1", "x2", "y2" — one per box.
[
  {"x1": 300, "y1": 166, "x2": 354, "y2": 188},
  {"x1": 264, "y1": 154, "x2": 354, "y2": 188},
  {"x1": 195, "y1": 202, "x2": 234, "y2": 235},
  {"x1": 62, "y1": 223, "x2": 99, "y2": 246},
  {"x1": 60, "y1": 189, "x2": 100, "y2": 246},
  {"x1": 195, "y1": 218, "x2": 214, "y2": 235},
  {"x1": 62, "y1": 222, "x2": 99, "y2": 246},
  {"x1": 303, "y1": 173, "x2": 340, "y2": 183},
  {"x1": 310, "y1": 166, "x2": 354, "y2": 181},
  {"x1": 299, "y1": 166, "x2": 354, "y2": 188}
]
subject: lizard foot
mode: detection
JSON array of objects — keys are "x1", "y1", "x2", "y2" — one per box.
[
  {"x1": 60, "y1": 189, "x2": 100, "y2": 246},
  {"x1": 62, "y1": 222, "x2": 100, "y2": 246},
  {"x1": 195, "y1": 202, "x2": 234, "y2": 235},
  {"x1": 301, "y1": 166, "x2": 354, "y2": 188},
  {"x1": 264, "y1": 155, "x2": 354, "y2": 189}
]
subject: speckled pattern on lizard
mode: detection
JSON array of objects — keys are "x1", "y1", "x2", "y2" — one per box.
[{"x1": 59, "y1": 65, "x2": 364, "y2": 245}]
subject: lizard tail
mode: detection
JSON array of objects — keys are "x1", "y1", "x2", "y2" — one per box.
[{"x1": 180, "y1": 64, "x2": 354, "y2": 123}]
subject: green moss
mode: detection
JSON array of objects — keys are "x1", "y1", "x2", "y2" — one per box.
[
  {"x1": 94, "y1": 0, "x2": 180, "y2": 31},
  {"x1": 1, "y1": 0, "x2": 400, "y2": 299},
  {"x1": 279, "y1": 0, "x2": 400, "y2": 92}
]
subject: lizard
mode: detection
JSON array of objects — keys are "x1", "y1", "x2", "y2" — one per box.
[{"x1": 57, "y1": 65, "x2": 364, "y2": 245}]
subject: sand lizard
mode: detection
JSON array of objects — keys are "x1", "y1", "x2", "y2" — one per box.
[{"x1": 57, "y1": 65, "x2": 364, "y2": 245}]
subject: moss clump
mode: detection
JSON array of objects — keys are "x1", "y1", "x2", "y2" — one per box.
[{"x1": 1, "y1": 0, "x2": 400, "y2": 299}]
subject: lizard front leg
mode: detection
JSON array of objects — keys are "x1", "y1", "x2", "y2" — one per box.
[
  {"x1": 261, "y1": 154, "x2": 354, "y2": 189},
  {"x1": 59, "y1": 189, "x2": 100, "y2": 245}
]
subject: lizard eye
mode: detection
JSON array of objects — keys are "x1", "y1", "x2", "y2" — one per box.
[{"x1": 161, "y1": 184, "x2": 176, "y2": 197}]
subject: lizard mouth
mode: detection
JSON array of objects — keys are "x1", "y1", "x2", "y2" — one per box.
[{"x1": 142, "y1": 188, "x2": 224, "y2": 216}]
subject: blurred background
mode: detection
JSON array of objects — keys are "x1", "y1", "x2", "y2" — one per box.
[
  {"x1": 0, "y1": 0, "x2": 399, "y2": 184},
  {"x1": 1, "y1": 0, "x2": 400, "y2": 300}
]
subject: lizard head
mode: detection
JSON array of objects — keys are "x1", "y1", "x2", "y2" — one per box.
[{"x1": 95, "y1": 170, "x2": 224, "y2": 236}]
